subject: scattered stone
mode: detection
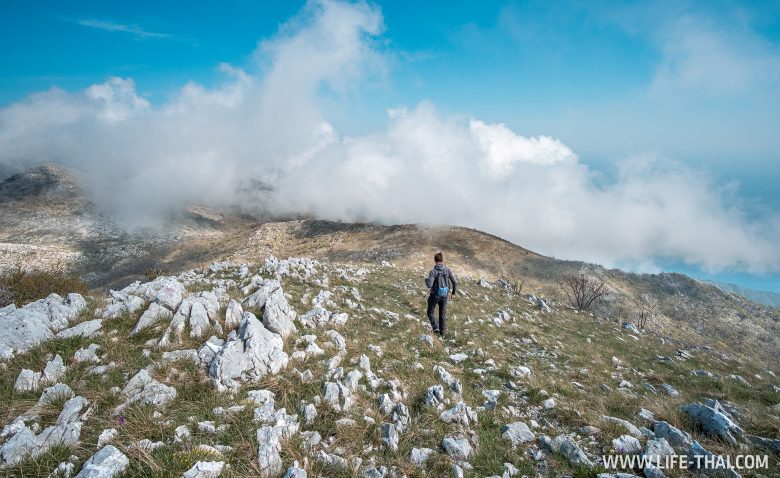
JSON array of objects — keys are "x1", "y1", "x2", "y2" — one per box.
[
  {"x1": 449, "y1": 352, "x2": 468, "y2": 364},
  {"x1": 207, "y1": 312, "x2": 288, "y2": 392},
  {"x1": 602, "y1": 416, "x2": 643, "y2": 439},
  {"x1": 612, "y1": 435, "x2": 641, "y2": 454},
  {"x1": 410, "y1": 447, "x2": 435, "y2": 466},
  {"x1": 131, "y1": 303, "x2": 172, "y2": 335},
  {"x1": 660, "y1": 384, "x2": 679, "y2": 397},
  {"x1": 114, "y1": 369, "x2": 177, "y2": 413},
  {"x1": 182, "y1": 461, "x2": 225, "y2": 478},
  {"x1": 97, "y1": 428, "x2": 118, "y2": 448},
  {"x1": 74, "y1": 344, "x2": 101, "y2": 363},
  {"x1": 643, "y1": 438, "x2": 675, "y2": 465},
  {"x1": 425, "y1": 385, "x2": 445, "y2": 407},
  {"x1": 14, "y1": 368, "x2": 41, "y2": 392},
  {"x1": 442, "y1": 435, "x2": 472, "y2": 460},
  {"x1": 440, "y1": 402, "x2": 478, "y2": 427},
  {"x1": 381, "y1": 423, "x2": 399, "y2": 451},
  {"x1": 653, "y1": 421, "x2": 692, "y2": 450},
  {"x1": 56, "y1": 320, "x2": 103, "y2": 339},
  {"x1": 550, "y1": 435, "x2": 593, "y2": 467},
  {"x1": 681, "y1": 401, "x2": 743, "y2": 446},
  {"x1": 501, "y1": 422, "x2": 535, "y2": 445},
  {"x1": 74, "y1": 445, "x2": 129, "y2": 478}
]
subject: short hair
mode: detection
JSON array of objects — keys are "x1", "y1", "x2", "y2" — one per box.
[{"x1": 434, "y1": 252, "x2": 443, "y2": 263}]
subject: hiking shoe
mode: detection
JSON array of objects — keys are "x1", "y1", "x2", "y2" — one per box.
[{"x1": 432, "y1": 329, "x2": 440, "y2": 334}]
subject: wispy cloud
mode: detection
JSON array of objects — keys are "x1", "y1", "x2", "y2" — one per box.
[{"x1": 76, "y1": 18, "x2": 173, "y2": 40}]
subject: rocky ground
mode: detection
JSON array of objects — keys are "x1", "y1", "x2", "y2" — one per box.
[{"x1": 1, "y1": 257, "x2": 778, "y2": 477}]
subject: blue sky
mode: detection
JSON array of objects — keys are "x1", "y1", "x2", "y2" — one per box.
[{"x1": 1, "y1": 1, "x2": 779, "y2": 292}]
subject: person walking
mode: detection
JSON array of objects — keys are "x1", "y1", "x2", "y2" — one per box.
[{"x1": 425, "y1": 252, "x2": 457, "y2": 337}]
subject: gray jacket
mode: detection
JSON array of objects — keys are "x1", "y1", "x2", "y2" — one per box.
[{"x1": 426, "y1": 263, "x2": 457, "y2": 295}]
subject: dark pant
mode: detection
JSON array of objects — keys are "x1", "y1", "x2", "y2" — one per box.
[{"x1": 427, "y1": 293, "x2": 448, "y2": 334}]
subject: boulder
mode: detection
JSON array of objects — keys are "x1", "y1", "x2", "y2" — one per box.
[
  {"x1": 653, "y1": 421, "x2": 693, "y2": 450},
  {"x1": 56, "y1": 319, "x2": 103, "y2": 339},
  {"x1": 410, "y1": 447, "x2": 434, "y2": 466},
  {"x1": 501, "y1": 422, "x2": 535, "y2": 445},
  {"x1": 208, "y1": 312, "x2": 288, "y2": 391},
  {"x1": 74, "y1": 445, "x2": 129, "y2": 478},
  {"x1": 183, "y1": 461, "x2": 225, "y2": 478},
  {"x1": 14, "y1": 369, "x2": 41, "y2": 392},
  {"x1": 224, "y1": 300, "x2": 243, "y2": 331},
  {"x1": 612, "y1": 435, "x2": 641, "y2": 454},
  {"x1": 681, "y1": 402, "x2": 743, "y2": 446},
  {"x1": 114, "y1": 369, "x2": 177, "y2": 413},
  {"x1": 643, "y1": 438, "x2": 675, "y2": 465},
  {"x1": 0, "y1": 293, "x2": 87, "y2": 356},
  {"x1": 131, "y1": 303, "x2": 171, "y2": 335},
  {"x1": 262, "y1": 286, "x2": 297, "y2": 339},
  {"x1": 442, "y1": 435, "x2": 472, "y2": 460},
  {"x1": 440, "y1": 402, "x2": 478, "y2": 427}
]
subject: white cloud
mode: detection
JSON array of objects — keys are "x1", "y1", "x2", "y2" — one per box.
[
  {"x1": 1, "y1": 0, "x2": 778, "y2": 274},
  {"x1": 651, "y1": 15, "x2": 780, "y2": 95},
  {"x1": 77, "y1": 19, "x2": 173, "y2": 39}
]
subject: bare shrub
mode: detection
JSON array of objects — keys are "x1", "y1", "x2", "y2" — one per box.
[
  {"x1": 634, "y1": 294, "x2": 658, "y2": 330},
  {"x1": 0, "y1": 283, "x2": 13, "y2": 308},
  {"x1": 558, "y1": 272, "x2": 607, "y2": 311}
]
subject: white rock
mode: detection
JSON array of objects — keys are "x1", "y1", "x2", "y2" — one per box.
[
  {"x1": 14, "y1": 368, "x2": 42, "y2": 392},
  {"x1": 56, "y1": 320, "x2": 103, "y2": 339},
  {"x1": 501, "y1": 422, "x2": 535, "y2": 445},
  {"x1": 224, "y1": 300, "x2": 243, "y2": 331},
  {"x1": 410, "y1": 447, "x2": 434, "y2": 466},
  {"x1": 208, "y1": 312, "x2": 288, "y2": 392},
  {"x1": 183, "y1": 460, "x2": 225, "y2": 478},
  {"x1": 131, "y1": 303, "x2": 172, "y2": 335},
  {"x1": 612, "y1": 435, "x2": 642, "y2": 454},
  {"x1": 97, "y1": 428, "x2": 118, "y2": 447},
  {"x1": 74, "y1": 344, "x2": 101, "y2": 363},
  {"x1": 263, "y1": 286, "x2": 298, "y2": 339},
  {"x1": 114, "y1": 369, "x2": 177, "y2": 413},
  {"x1": 42, "y1": 354, "x2": 67, "y2": 383},
  {"x1": 442, "y1": 436, "x2": 472, "y2": 460},
  {"x1": 74, "y1": 445, "x2": 129, "y2": 478}
]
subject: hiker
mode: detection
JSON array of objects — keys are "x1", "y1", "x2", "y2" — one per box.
[{"x1": 425, "y1": 252, "x2": 457, "y2": 337}]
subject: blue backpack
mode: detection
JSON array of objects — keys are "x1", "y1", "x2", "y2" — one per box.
[{"x1": 436, "y1": 268, "x2": 450, "y2": 298}]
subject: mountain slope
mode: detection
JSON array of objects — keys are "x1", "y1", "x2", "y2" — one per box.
[{"x1": 0, "y1": 257, "x2": 777, "y2": 477}]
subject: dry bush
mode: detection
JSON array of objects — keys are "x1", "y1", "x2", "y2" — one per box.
[
  {"x1": 634, "y1": 294, "x2": 658, "y2": 330},
  {"x1": 558, "y1": 272, "x2": 607, "y2": 311},
  {"x1": 0, "y1": 267, "x2": 89, "y2": 307},
  {"x1": 144, "y1": 267, "x2": 170, "y2": 282}
]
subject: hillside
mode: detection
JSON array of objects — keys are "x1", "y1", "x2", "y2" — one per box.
[
  {"x1": 0, "y1": 164, "x2": 779, "y2": 477},
  {"x1": 0, "y1": 164, "x2": 260, "y2": 288},
  {"x1": 0, "y1": 257, "x2": 778, "y2": 477}
]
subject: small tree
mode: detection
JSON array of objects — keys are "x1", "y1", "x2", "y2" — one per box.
[
  {"x1": 634, "y1": 294, "x2": 658, "y2": 330},
  {"x1": 558, "y1": 272, "x2": 607, "y2": 311}
]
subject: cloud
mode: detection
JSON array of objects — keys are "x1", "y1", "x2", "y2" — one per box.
[
  {"x1": 76, "y1": 19, "x2": 174, "y2": 39},
  {"x1": 1, "y1": 0, "x2": 779, "y2": 274},
  {"x1": 651, "y1": 15, "x2": 780, "y2": 95}
]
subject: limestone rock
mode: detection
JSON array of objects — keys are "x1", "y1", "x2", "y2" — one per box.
[
  {"x1": 442, "y1": 435, "x2": 472, "y2": 460},
  {"x1": 183, "y1": 461, "x2": 225, "y2": 478},
  {"x1": 208, "y1": 312, "x2": 288, "y2": 392},
  {"x1": 612, "y1": 435, "x2": 642, "y2": 454},
  {"x1": 681, "y1": 401, "x2": 743, "y2": 446},
  {"x1": 74, "y1": 445, "x2": 129, "y2": 478},
  {"x1": 56, "y1": 320, "x2": 103, "y2": 339},
  {"x1": 131, "y1": 303, "x2": 171, "y2": 335},
  {"x1": 114, "y1": 369, "x2": 177, "y2": 413},
  {"x1": 501, "y1": 422, "x2": 535, "y2": 445}
]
